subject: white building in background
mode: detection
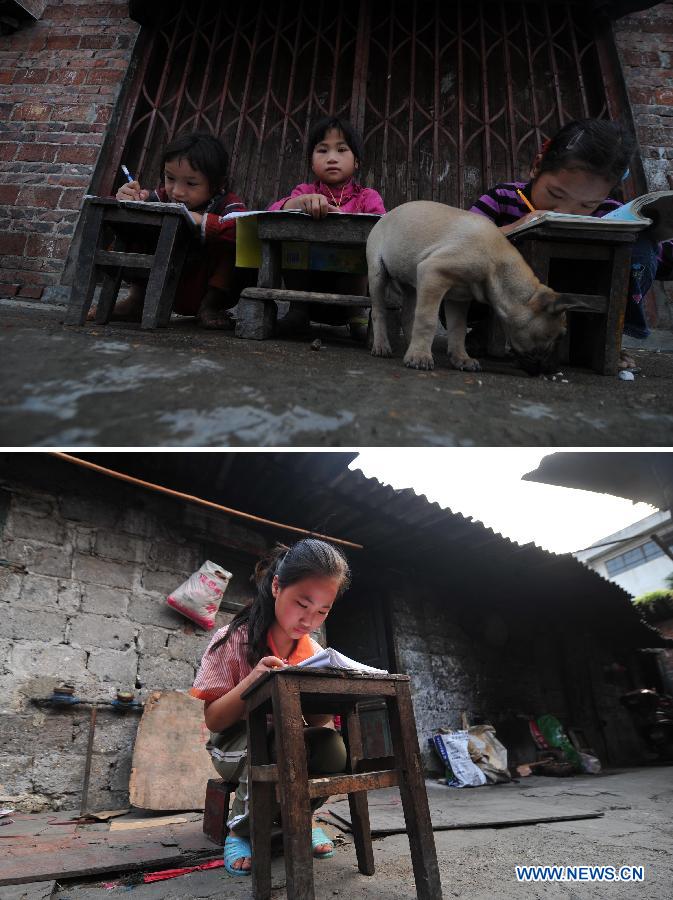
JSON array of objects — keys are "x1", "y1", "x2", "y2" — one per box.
[{"x1": 574, "y1": 510, "x2": 673, "y2": 598}]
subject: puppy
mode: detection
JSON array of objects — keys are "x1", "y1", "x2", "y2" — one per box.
[{"x1": 367, "y1": 200, "x2": 577, "y2": 373}]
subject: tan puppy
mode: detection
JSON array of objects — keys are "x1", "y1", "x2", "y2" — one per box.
[{"x1": 367, "y1": 200, "x2": 577, "y2": 372}]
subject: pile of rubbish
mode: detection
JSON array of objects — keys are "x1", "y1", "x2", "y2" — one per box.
[{"x1": 431, "y1": 713, "x2": 601, "y2": 788}]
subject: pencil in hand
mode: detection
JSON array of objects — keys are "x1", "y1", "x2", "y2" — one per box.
[{"x1": 516, "y1": 189, "x2": 536, "y2": 214}]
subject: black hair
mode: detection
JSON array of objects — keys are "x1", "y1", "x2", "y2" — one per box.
[
  {"x1": 208, "y1": 538, "x2": 351, "y2": 666},
  {"x1": 536, "y1": 119, "x2": 635, "y2": 187},
  {"x1": 307, "y1": 116, "x2": 365, "y2": 173},
  {"x1": 161, "y1": 131, "x2": 229, "y2": 195}
]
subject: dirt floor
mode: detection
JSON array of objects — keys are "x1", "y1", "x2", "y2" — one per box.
[
  {"x1": 1, "y1": 299, "x2": 673, "y2": 447},
  {"x1": 2, "y1": 766, "x2": 671, "y2": 899}
]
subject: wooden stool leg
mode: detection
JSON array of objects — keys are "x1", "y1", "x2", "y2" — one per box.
[
  {"x1": 236, "y1": 239, "x2": 281, "y2": 340},
  {"x1": 94, "y1": 269, "x2": 123, "y2": 324},
  {"x1": 141, "y1": 217, "x2": 181, "y2": 330},
  {"x1": 156, "y1": 235, "x2": 190, "y2": 328},
  {"x1": 595, "y1": 243, "x2": 631, "y2": 375},
  {"x1": 65, "y1": 202, "x2": 105, "y2": 325},
  {"x1": 248, "y1": 703, "x2": 274, "y2": 900},
  {"x1": 388, "y1": 683, "x2": 443, "y2": 900},
  {"x1": 273, "y1": 677, "x2": 315, "y2": 900},
  {"x1": 342, "y1": 705, "x2": 375, "y2": 875}
]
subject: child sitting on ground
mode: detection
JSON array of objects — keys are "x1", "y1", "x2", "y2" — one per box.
[
  {"x1": 268, "y1": 116, "x2": 386, "y2": 340},
  {"x1": 469, "y1": 118, "x2": 673, "y2": 368},
  {"x1": 105, "y1": 131, "x2": 247, "y2": 329},
  {"x1": 190, "y1": 538, "x2": 349, "y2": 876}
]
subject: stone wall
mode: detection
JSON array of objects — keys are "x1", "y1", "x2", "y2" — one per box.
[
  {"x1": 389, "y1": 582, "x2": 646, "y2": 772},
  {"x1": 0, "y1": 468, "x2": 266, "y2": 811},
  {"x1": 0, "y1": 0, "x2": 138, "y2": 299}
]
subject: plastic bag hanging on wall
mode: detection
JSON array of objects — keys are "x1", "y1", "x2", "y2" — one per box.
[{"x1": 167, "y1": 561, "x2": 232, "y2": 630}]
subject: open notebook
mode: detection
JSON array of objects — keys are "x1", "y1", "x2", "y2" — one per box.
[
  {"x1": 506, "y1": 189, "x2": 673, "y2": 242},
  {"x1": 295, "y1": 647, "x2": 388, "y2": 674}
]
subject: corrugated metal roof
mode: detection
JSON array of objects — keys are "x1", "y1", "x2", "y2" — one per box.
[
  {"x1": 61, "y1": 452, "x2": 670, "y2": 650},
  {"x1": 523, "y1": 452, "x2": 673, "y2": 512}
]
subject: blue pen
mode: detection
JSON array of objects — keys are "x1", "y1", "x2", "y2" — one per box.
[{"x1": 121, "y1": 164, "x2": 135, "y2": 183}]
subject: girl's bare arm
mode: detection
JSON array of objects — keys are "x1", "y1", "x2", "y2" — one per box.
[{"x1": 204, "y1": 655, "x2": 286, "y2": 732}]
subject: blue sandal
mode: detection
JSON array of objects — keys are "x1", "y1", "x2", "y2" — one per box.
[
  {"x1": 312, "y1": 826, "x2": 334, "y2": 859},
  {"x1": 224, "y1": 834, "x2": 252, "y2": 876}
]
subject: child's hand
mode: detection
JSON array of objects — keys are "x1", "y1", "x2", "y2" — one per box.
[
  {"x1": 116, "y1": 181, "x2": 150, "y2": 202},
  {"x1": 286, "y1": 194, "x2": 337, "y2": 219},
  {"x1": 250, "y1": 655, "x2": 287, "y2": 681}
]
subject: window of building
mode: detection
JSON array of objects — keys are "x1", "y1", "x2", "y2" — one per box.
[{"x1": 605, "y1": 536, "x2": 672, "y2": 577}]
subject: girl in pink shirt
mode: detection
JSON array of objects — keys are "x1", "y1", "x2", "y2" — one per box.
[
  {"x1": 191, "y1": 538, "x2": 350, "y2": 877},
  {"x1": 269, "y1": 116, "x2": 386, "y2": 339}
]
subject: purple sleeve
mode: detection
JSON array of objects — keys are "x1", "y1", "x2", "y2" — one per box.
[
  {"x1": 267, "y1": 183, "x2": 315, "y2": 211},
  {"x1": 359, "y1": 189, "x2": 386, "y2": 214}
]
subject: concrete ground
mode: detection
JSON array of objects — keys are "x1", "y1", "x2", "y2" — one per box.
[
  {"x1": 1, "y1": 299, "x2": 673, "y2": 446},
  {"x1": 4, "y1": 766, "x2": 672, "y2": 899}
]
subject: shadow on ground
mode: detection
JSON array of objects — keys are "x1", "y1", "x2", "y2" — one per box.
[{"x1": 1, "y1": 301, "x2": 672, "y2": 446}]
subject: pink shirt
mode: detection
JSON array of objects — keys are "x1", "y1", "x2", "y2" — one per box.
[
  {"x1": 190, "y1": 624, "x2": 322, "y2": 702},
  {"x1": 268, "y1": 180, "x2": 386, "y2": 215}
]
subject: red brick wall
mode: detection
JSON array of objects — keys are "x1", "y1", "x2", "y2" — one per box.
[
  {"x1": 0, "y1": 1, "x2": 139, "y2": 300},
  {"x1": 613, "y1": 1, "x2": 673, "y2": 327},
  {"x1": 613, "y1": 2, "x2": 673, "y2": 193}
]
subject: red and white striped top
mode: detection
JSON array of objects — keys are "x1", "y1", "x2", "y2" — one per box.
[{"x1": 190, "y1": 624, "x2": 322, "y2": 702}]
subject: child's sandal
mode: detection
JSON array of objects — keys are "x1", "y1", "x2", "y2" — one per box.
[
  {"x1": 311, "y1": 826, "x2": 334, "y2": 859},
  {"x1": 224, "y1": 834, "x2": 252, "y2": 876}
]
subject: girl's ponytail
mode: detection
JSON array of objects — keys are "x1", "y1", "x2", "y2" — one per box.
[{"x1": 208, "y1": 539, "x2": 350, "y2": 666}]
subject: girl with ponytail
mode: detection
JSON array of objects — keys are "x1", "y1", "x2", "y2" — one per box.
[{"x1": 190, "y1": 538, "x2": 351, "y2": 876}]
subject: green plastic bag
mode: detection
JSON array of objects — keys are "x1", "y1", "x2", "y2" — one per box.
[{"x1": 536, "y1": 714, "x2": 581, "y2": 767}]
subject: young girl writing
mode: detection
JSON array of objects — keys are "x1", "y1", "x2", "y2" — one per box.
[
  {"x1": 470, "y1": 119, "x2": 673, "y2": 368},
  {"x1": 190, "y1": 538, "x2": 350, "y2": 876},
  {"x1": 105, "y1": 131, "x2": 247, "y2": 329},
  {"x1": 268, "y1": 116, "x2": 386, "y2": 340}
]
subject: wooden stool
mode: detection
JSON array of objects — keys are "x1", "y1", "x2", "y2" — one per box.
[
  {"x1": 235, "y1": 211, "x2": 389, "y2": 341},
  {"x1": 202, "y1": 778, "x2": 236, "y2": 845},
  {"x1": 502, "y1": 225, "x2": 636, "y2": 375},
  {"x1": 65, "y1": 197, "x2": 196, "y2": 330},
  {"x1": 242, "y1": 668, "x2": 442, "y2": 900}
]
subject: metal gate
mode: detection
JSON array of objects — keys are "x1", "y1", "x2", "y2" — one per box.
[{"x1": 101, "y1": 0, "x2": 633, "y2": 210}]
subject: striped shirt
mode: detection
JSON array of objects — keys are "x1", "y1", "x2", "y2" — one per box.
[
  {"x1": 190, "y1": 624, "x2": 322, "y2": 702},
  {"x1": 470, "y1": 180, "x2": 672, "y2": 280}
]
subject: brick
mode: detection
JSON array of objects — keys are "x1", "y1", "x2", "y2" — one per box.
[
  {"x1": 0, "y1": 754, "x2": 33, "y2": 794},
  {"x1": 32, "y1": 750, "x2": 84, "y2": 796},
  {"x1": 25, "y1": 234, "x2": 71, "y2": 259},
  {"x1": 10, "y1": 641, "x2": 88, "y2": 679},
  {"x1": 94, "y1": 530, "x2": 147, "y2": 563},
  {"x1": 17, "y1": 143, "x2": 58, "y2": 163},
  {"x1": 87, "y1": 646, "x2": 138, "y2": 684},
  {"x1": 12, "y1": 68, "x2": 49, "y2": 84},
  {"x1": 9, "y1": 510, "x2": 63, "y2": 543},
  {"x1": 45, "y1": 35, "x2": 81, "y2": 49},
  {"x1": 140, "y1": 567, "x2": 188, "y2": 597},
  {"x1": 81, "y1": 583, "x2": 130, "y2": 616},
  {"x1": 17, "y1": 185, "x2": 61, "y2": 208},
  {"x1": 19, "y1": 541, "x2": 72, "y2": 579},
  {"x1": 17, "y1": 285, "x2": 45, "y2": 299},
  {"x1": 0, "y1": 233, "x2": 26, "y2": 256},
  {"x1": 127, "y1": 592, "x2": 182, "y2": 629},
  {"x1": 55, "y1": 144, "x2": 99, "y2": 164},
  {"x1": 49, "y1": 103, "x2": 94, "y2": 122},
  {"x1": 0, "y1": 283, "x2": 20, "y2": 297},
  {"x1": 8, "y1": 606, "x2": 68, "y2": 643},
  {"x1": 137, "y1": 653, "x2": 194, "y2": 691},
  {"x1": 69, "y1": 612, "x2": 136, "y2": 651},
  {"x1": 45, "y1": 69, "x2": 87, "y2": 86},
  {"x1": 0, "y1": 184, "x2": 20, "y2": 204},
  {"x1": 57, "y1": 579, "x2": 82, "y2": 614},
  {"x1": 11, "y1": 102, "x2": 52, "y2": 122},
  {"x1": 58, "y1": 188, "x2": 87, "y2": 209},
  {"x1": 72, "y1": 553, "x2": 137, "y2": 590}
]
